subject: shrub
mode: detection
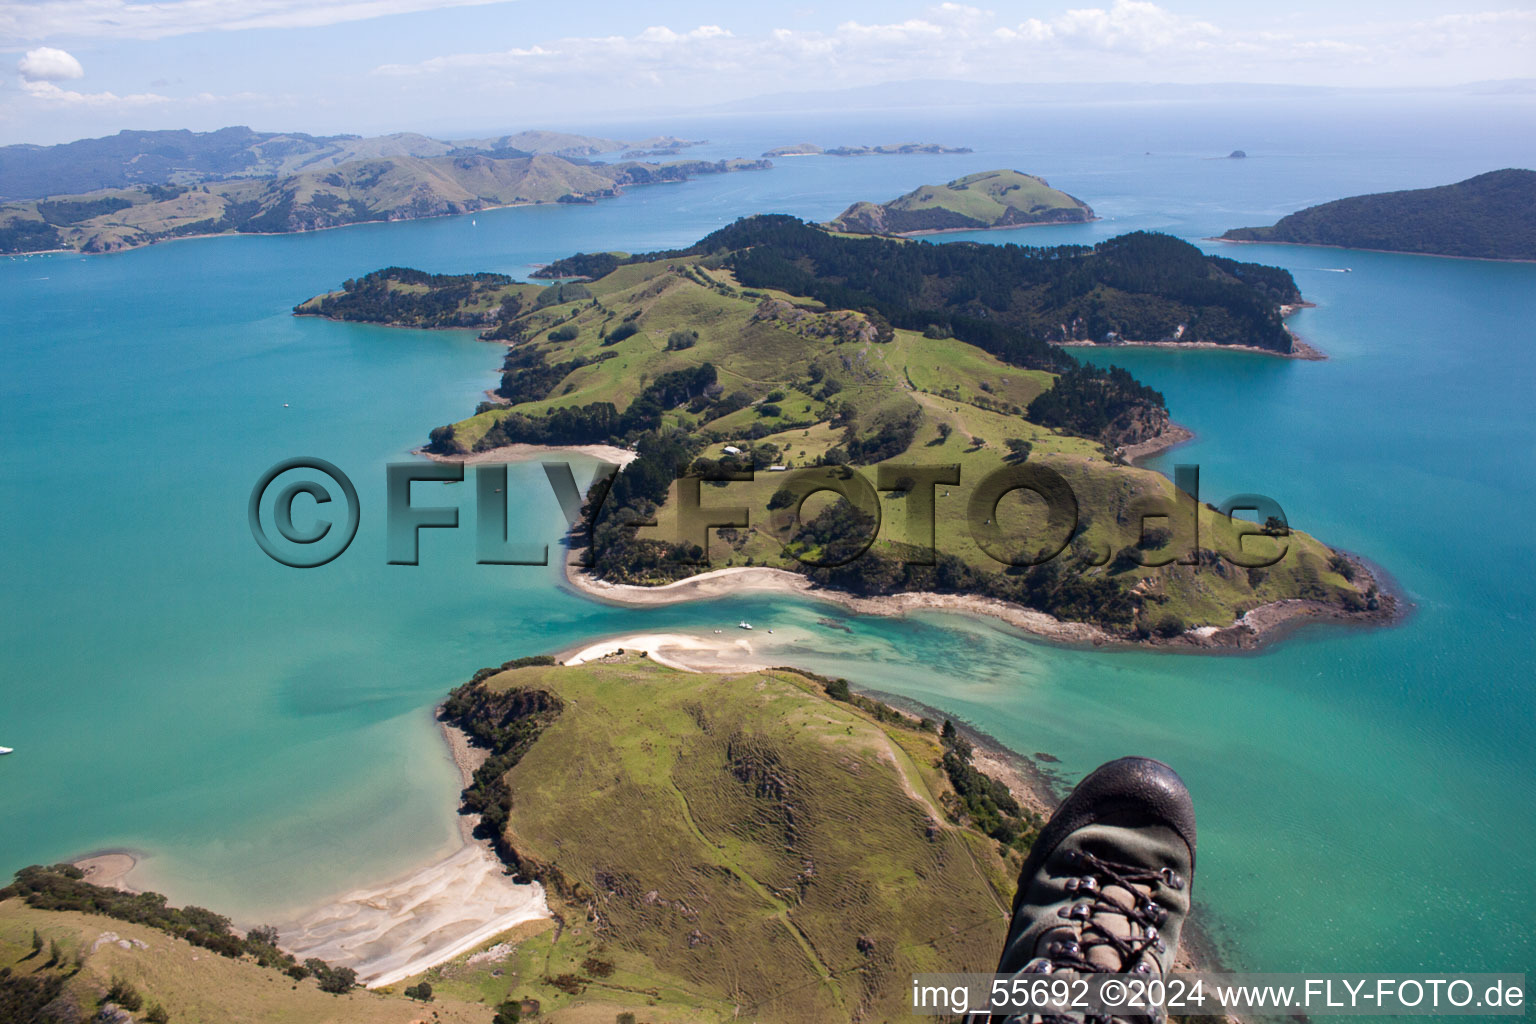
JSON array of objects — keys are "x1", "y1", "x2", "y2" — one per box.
[
  {"x1": 665, "y1": 329, "x2": 698, "y2": 350},
  {"x1": 304, "y1": 959, "x2": 357, "y2": 994},
  {"x1": 605, "y1": 321, "x2": 639, "y2": 344},
  {"x1": 105, "y1": 976, "x2": 143, "y2": 1012},
  {"x1": 548, "y1": 324, "x2": 579, "y2": 342},
  {"x1": 1153, "y1": 614, "x2": 1186, "y2": 638},
  {"x1": 404, "y1": 981, "x2": 433, "y2": 1001},
  {"x1": 146, "y1": 1003, "x2": 171, "y2": 1024}
]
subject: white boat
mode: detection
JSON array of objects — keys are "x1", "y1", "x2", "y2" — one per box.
[
  {"x1": 0, "y1": 747, "x2": 13, "y2": 755},
  {"x1": 738, "y1": 621, "x2": 753, "y2": 630}
]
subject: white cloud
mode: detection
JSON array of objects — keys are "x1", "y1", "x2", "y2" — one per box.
[
  {"x1": 18, "y1": 46, "x2": 84, "y2": 81},
  {"x1": 1, "y1": 0, "x2": 514, "y2": 43},
  {"x1": 370, "y1": 2, "x2": 1536, "y2": 95},
  {"x1": 20, "y1": 79, "x2": 169, "y2": 107},
  {"x1": 1026, "y1": 0, "x2": 1221, "y2": 53}
]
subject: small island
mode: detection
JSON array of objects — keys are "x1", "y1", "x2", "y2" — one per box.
[
  {"x1": 1219, "y1": 168, "x2": 1536, "y2": 261},
  {"x1": 761, "y1": 142, "x2": 973, "y2": 158},
  {"x1": 825, "y1": 169, "x2": 1095, "y2": 236},
  {"x1": 299, "y1": 216, "x2": 1388, "y2": 647},
  {"x1": 1228, "y1": 150, "x2": 1248, "y2": 159}
]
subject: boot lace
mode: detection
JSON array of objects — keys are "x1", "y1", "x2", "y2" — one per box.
[{"x1": 1027, "y1": 847, "x2": 1183, "y2": 977}]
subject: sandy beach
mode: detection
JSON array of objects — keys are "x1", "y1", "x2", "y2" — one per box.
[
  {"x1": 1057, "y1": 335, "x2": 1326, "y2": 360},
  {"x1": 562, "y1": 630, "x2": 769, "y2": 672},
  {"x1": 278, "y1": 843, "x2": 548, "y2": 989},
  {"x1": 560, "y1": 540, "x2": 1395, "y2": 651},
  {"x1": 418, "y1": 441, "x2": 636, "y2": 468},
  {"x1": 276, "y1": 711, "x2": 550, "y2": 988},
  {"x1": 72, "y1": 851, "x2": 141, "y2": 892}
]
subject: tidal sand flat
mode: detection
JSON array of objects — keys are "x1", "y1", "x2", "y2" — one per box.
[{"x1": 279, "y1": 845, "x2": 548, "y2": 989}]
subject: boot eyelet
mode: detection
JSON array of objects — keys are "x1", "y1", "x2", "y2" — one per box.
[
  {"x1": 1159, "y1": 867, "x2": 1184, "y2": 890},
  {"x1": 1133, "y1": 962, "x2": 1153, "y2": 974},
  {"x1": 1023, "y1": 957, "x2": 1055, "y2": 974},
  {"x1": 1077, "y1": 876, "x2": 1098, "y2": 893}
]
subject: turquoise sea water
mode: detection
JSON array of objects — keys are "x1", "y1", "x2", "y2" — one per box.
[{"x1": 2, "y1": 98, "x2": 1533, "y2": 978}]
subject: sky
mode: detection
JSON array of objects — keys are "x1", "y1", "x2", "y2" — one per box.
[{"x1": 2, "y1": 0, "x2": 1533, "y2": 145}]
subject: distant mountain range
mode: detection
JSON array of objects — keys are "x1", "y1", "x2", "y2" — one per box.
[
  {"x1": 1220, "y1": 169, "x2": 1536, "y2": 261},
  {"x1": 0, "y1": 127, "x2": 760, "y2": 254},
  {"x1": 0, "y1": 126, "x2": 706, "y2": 203}
]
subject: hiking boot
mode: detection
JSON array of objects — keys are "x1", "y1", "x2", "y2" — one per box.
[{"x1": 989, "y1": 756, "x2": 1197, "y2": 1022}]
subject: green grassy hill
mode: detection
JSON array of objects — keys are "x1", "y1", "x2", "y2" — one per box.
[
  {"x1": 0, "y1": 154, "x2": 770, "y2": 254},
  {"x1": 0, "y1": 890, "x2": 492, "y2": 1023},
  {"x1": 428, "y1": 655, "x2": 1025, "y2": 1023},
  {"x1": 826, "y1": 169, "x2": 1093, "y2": 235},
  {"x1": 1220, "y1": 168, "x2": 1536, "y2": 260}
]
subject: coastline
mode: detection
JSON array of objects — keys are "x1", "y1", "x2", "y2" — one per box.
[
  {"x1": 415, "y1": 441, "x2": 637, "y2": 468},
  {"x1": 1057, "y1": 335, "x2": 1325, "y2": 361},
  {"x1": 557, "y1": 541, "x2": 1397, "y2": 653},
  {"x1": 1118, "y1": 421, "x2": 1195, "y2": 463},
  {"x1": 1212, "y1": 236, "x2": 1536, "y2": 264},
  {"x1": 275, "y1": 708, "x2": 550, "y2": 989},
  {"x1": 7, "y1": 163, "x2": 772, "y2": 259},
  {"x1": 895, "y1": 215, "x2": 1099, "y2": 237},
  {"x1": 71, "y1": 850, "x2": 143, "y2": 892}
]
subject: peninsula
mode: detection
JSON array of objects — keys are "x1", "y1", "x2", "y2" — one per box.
[
  {"x1": 1, "y1": 651, "x2": 1050, "y2": 1022},
  {"x1": 762, "y1": 142, "x2": 973, "y2": 157},
  {"x1": 825, "y1": 169, "x2": 1094, "y2": 235},
  {"x1": 427, "y1": 653, "x2": 1036, "y2": 1021},
  {"x1": 0, "y1": 154, "x2": 770, "y2": 255},
  {"x1": 1219, "y1": 168, "x2": 1536, "y2": 261},
  {"x1": 300, "y1": 215, "x2": 1388, "y2": 645},
  {"x1": 0, "y1": 125, "x2": 709, "y2": 202}
]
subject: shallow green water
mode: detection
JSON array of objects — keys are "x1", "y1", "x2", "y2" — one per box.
[{"x1": 2, "y1": 101, "x2": 1533, "y2": 976}]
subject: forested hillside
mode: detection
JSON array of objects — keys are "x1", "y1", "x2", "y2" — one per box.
[{"x1": 1221, "y1": 169, "x2": 1536, "y2": 260}]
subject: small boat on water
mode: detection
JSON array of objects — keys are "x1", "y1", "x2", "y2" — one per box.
[
  {"x1": 738, "y1": 621, "x2": 753, "y2": 630},
  {"x1": 0, "y1": 746, "x2": 13, "y2": 755}
]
